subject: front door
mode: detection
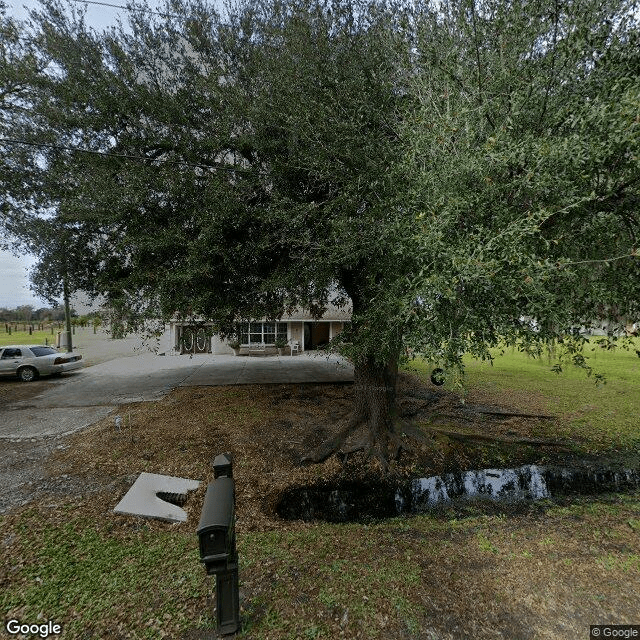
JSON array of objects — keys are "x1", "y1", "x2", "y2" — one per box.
[
  {"x1": 303, "y1": 323, "x2": 331, "y2": 351},
  {"x1": 180, "y1": 327, "x2": 211, "y2": 354},
  {"x1": 312, "y1": 323, "x2": 330, "y2": 348},
  {"x1": 303, "y1": 323, "x2": 313, "y2": 350}
]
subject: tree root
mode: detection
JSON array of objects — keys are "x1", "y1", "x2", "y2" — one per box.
[
  {"x1": 301, "y1": 395, "x2": 563, "y2": 468},
  {"x1": 462, "y1": 406, "x2": 556, "y2": 420},
  {"x1": 338, "y1": 439, "x2": 369, "y2": 456},
  {"x1": 302, "y1": 418, "x2": 572, "y2": 467},
  {"x1": 300, "y1": 415, "x2": 366, "y2": 465},
  {"x1": 408, "y1": 406, "x2": 556, "y2": 422},
  {"x1": 420, "y1": 423, "x2": 571, "y2": 448},
  {"x1": 305, "y1": 414, "x2": 434, "y2": 469},
  {"x1": 387, "y1": 430, "x2": 415, "y2": 461},
  {"x1": 395, "y1": 422, "x2": 436, "y2": 447}
]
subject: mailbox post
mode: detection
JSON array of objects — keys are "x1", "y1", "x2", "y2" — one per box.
[
  {"x1": 213, "y1": 453, "x2": 233, "y2": 480},
  {"x1": 197, "y1": 453, "x2": 240, "y2": 636}
]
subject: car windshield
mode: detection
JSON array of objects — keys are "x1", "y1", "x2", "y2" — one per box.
[{"x1": 29, "y1": 346, "x2": 59, "y2": 357}]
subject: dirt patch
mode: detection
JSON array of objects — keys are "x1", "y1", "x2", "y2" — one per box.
[
  {"x1": 17, "y1": 373, "x2": 578, "y2": 527},
  {"x1": 0, "y1": 372, "x2": 624, "y2": 524}
]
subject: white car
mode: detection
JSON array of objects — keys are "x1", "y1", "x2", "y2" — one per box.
[{"x1": 0, "y1": 345, "x2": 83, "y2": 382}]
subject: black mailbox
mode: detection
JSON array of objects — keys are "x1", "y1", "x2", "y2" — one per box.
[
  {"x1": 197, "y1": 454, "x2": 240, "y2": 635},
  {"x1": 197, "y1": 476, "x2": 236, "y2": 575},
  {"x1": 213, "y1": 452, "x2": 233, "y2": 479}
]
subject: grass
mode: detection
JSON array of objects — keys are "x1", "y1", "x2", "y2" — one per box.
[
  {"x1": 2, "y1": 340, "x2": 640, "y2": 638},
  {"x1": 403, "y1": 337, "x2": 640, "y2": 453},
  {"x1": 3, "y1": 492, "x2": 640, "y2": 639},
  {"x1": 0, "y1": 329, "x2": 59, "y2": 347},
  {"x1": 2, "y1": 512, "x2": 210, "y2": 638}
]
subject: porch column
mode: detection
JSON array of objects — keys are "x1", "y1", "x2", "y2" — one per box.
[{"x1": 169, "y1": 324, "x2": 175, "y2": 354}]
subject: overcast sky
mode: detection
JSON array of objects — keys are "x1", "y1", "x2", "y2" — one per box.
[
  {"x1": 0, "y1": 252, "x2": 40, "y2": 308},
  {"x1": 6, "y1": 0, "x2": 152, "y2": 27},
  {"x1": 1, "y1": 0, "x2": 179, "y2": 309}
]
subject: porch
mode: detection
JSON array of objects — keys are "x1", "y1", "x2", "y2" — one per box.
[{"x1": 170, "y1": 320, "x2": 347, "y2": 355}]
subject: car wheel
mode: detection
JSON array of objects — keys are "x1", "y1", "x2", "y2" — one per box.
[{"x1": 17, "y1": 366, "x2": 39, "y2": 382}]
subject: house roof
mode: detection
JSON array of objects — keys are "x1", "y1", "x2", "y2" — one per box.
[
  {"x1": 280, "y1": 302, "x2": 351, "y2": 322},
  {"x1": 170, "y1": 302, "x2": 352, "y2": 324}
]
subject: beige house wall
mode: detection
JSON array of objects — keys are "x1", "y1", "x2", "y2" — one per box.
[
  {"x1": 330, "y1": 322, "x2": 344, "y2": 339},
  {"x1": 170, "y1": 319, "x2": 349, "y2": 354},
  {"x1": 289, "y1": 322, "x2": 303, "y2": 345}
]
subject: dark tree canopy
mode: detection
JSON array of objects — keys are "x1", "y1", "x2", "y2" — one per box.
[{"x1": 1, "y1": 0, "x2": 639, "y2": 465}]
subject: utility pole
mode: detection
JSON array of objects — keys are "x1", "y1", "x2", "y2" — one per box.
[{"x1": 63, "y1": 270, "x2": 73, "y2": 353}]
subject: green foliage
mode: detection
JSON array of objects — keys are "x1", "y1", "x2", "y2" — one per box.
[
  {"x1": 401, "y1": 0, "x2": 640, "y2": 368},
  {"x1": 405, "y1": 336, "x2": 640, "y2": 451},
  {"x1": 0, "y1": 305, "x2": 68, "y2": 322},
  {"x1": 1, "y1": 0, "x2": 638, "y2": 381}
]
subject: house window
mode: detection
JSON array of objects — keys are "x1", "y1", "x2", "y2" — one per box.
[{"x1": 238, "y1": 322, "x2": 287, "y2": 346}]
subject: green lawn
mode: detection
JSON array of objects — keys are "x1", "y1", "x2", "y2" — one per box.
[
  {"x1": 3, "y1": 493, "x2": 639, "y2": 639},
  {"x1": 0, "y1": 328, "x2": 60, "y2": 347},
  {"x1": 403, "y1": 337, "x2": 640, "y2": 453}
]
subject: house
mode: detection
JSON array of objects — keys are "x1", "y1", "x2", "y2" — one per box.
[
  {"x1": 68, "y1": 290, "x2": 352, "y2": 355},
  {"x1": 169, "y1": 300, "x2": 352, "y2": 355}
]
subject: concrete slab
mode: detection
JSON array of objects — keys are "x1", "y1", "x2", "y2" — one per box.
[
  {"x1": 113, "y1": 472, "x2": 200, "y2": 522},
  {"x1": 0, "y1": 406, "x2": 116, "y2": 439},
  {"x1": 0, "y1": 351, "x2": 354, "y2": 440},
  {"x1": 7, "y1": 354, "x2": 208, "y2": 410},
  {"x1": 180, "y1": 353, "x2": 354, "y2": 386}
]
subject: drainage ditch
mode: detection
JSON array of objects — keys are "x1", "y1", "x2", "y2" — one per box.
[{"x1": 276, "y1": 464, "x2": 640, "y2": 523}]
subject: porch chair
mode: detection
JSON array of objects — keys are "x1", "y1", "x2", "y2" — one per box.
[{"x1": 289, "y1": 340, "x2": 300, "y2": 355}]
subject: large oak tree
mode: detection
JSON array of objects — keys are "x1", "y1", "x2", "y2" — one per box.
[{"x1": 2, "y1": 0, "x2": 639, "y2": 467}]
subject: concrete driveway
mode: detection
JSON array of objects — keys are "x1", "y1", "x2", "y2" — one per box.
[{"x1": 0, "y1": 353, "x2": 354, "y2": 440}]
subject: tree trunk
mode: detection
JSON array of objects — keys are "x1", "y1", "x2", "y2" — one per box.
[
  {"x1": 301, "y1": 352, "x2": 400, "y2": 466},
  {"x1": 352, "y1": 354, "x2": 399, "y2": 459},
  {"x1": 299, "y1": 268, "x2": 404, "y2": 466}
]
